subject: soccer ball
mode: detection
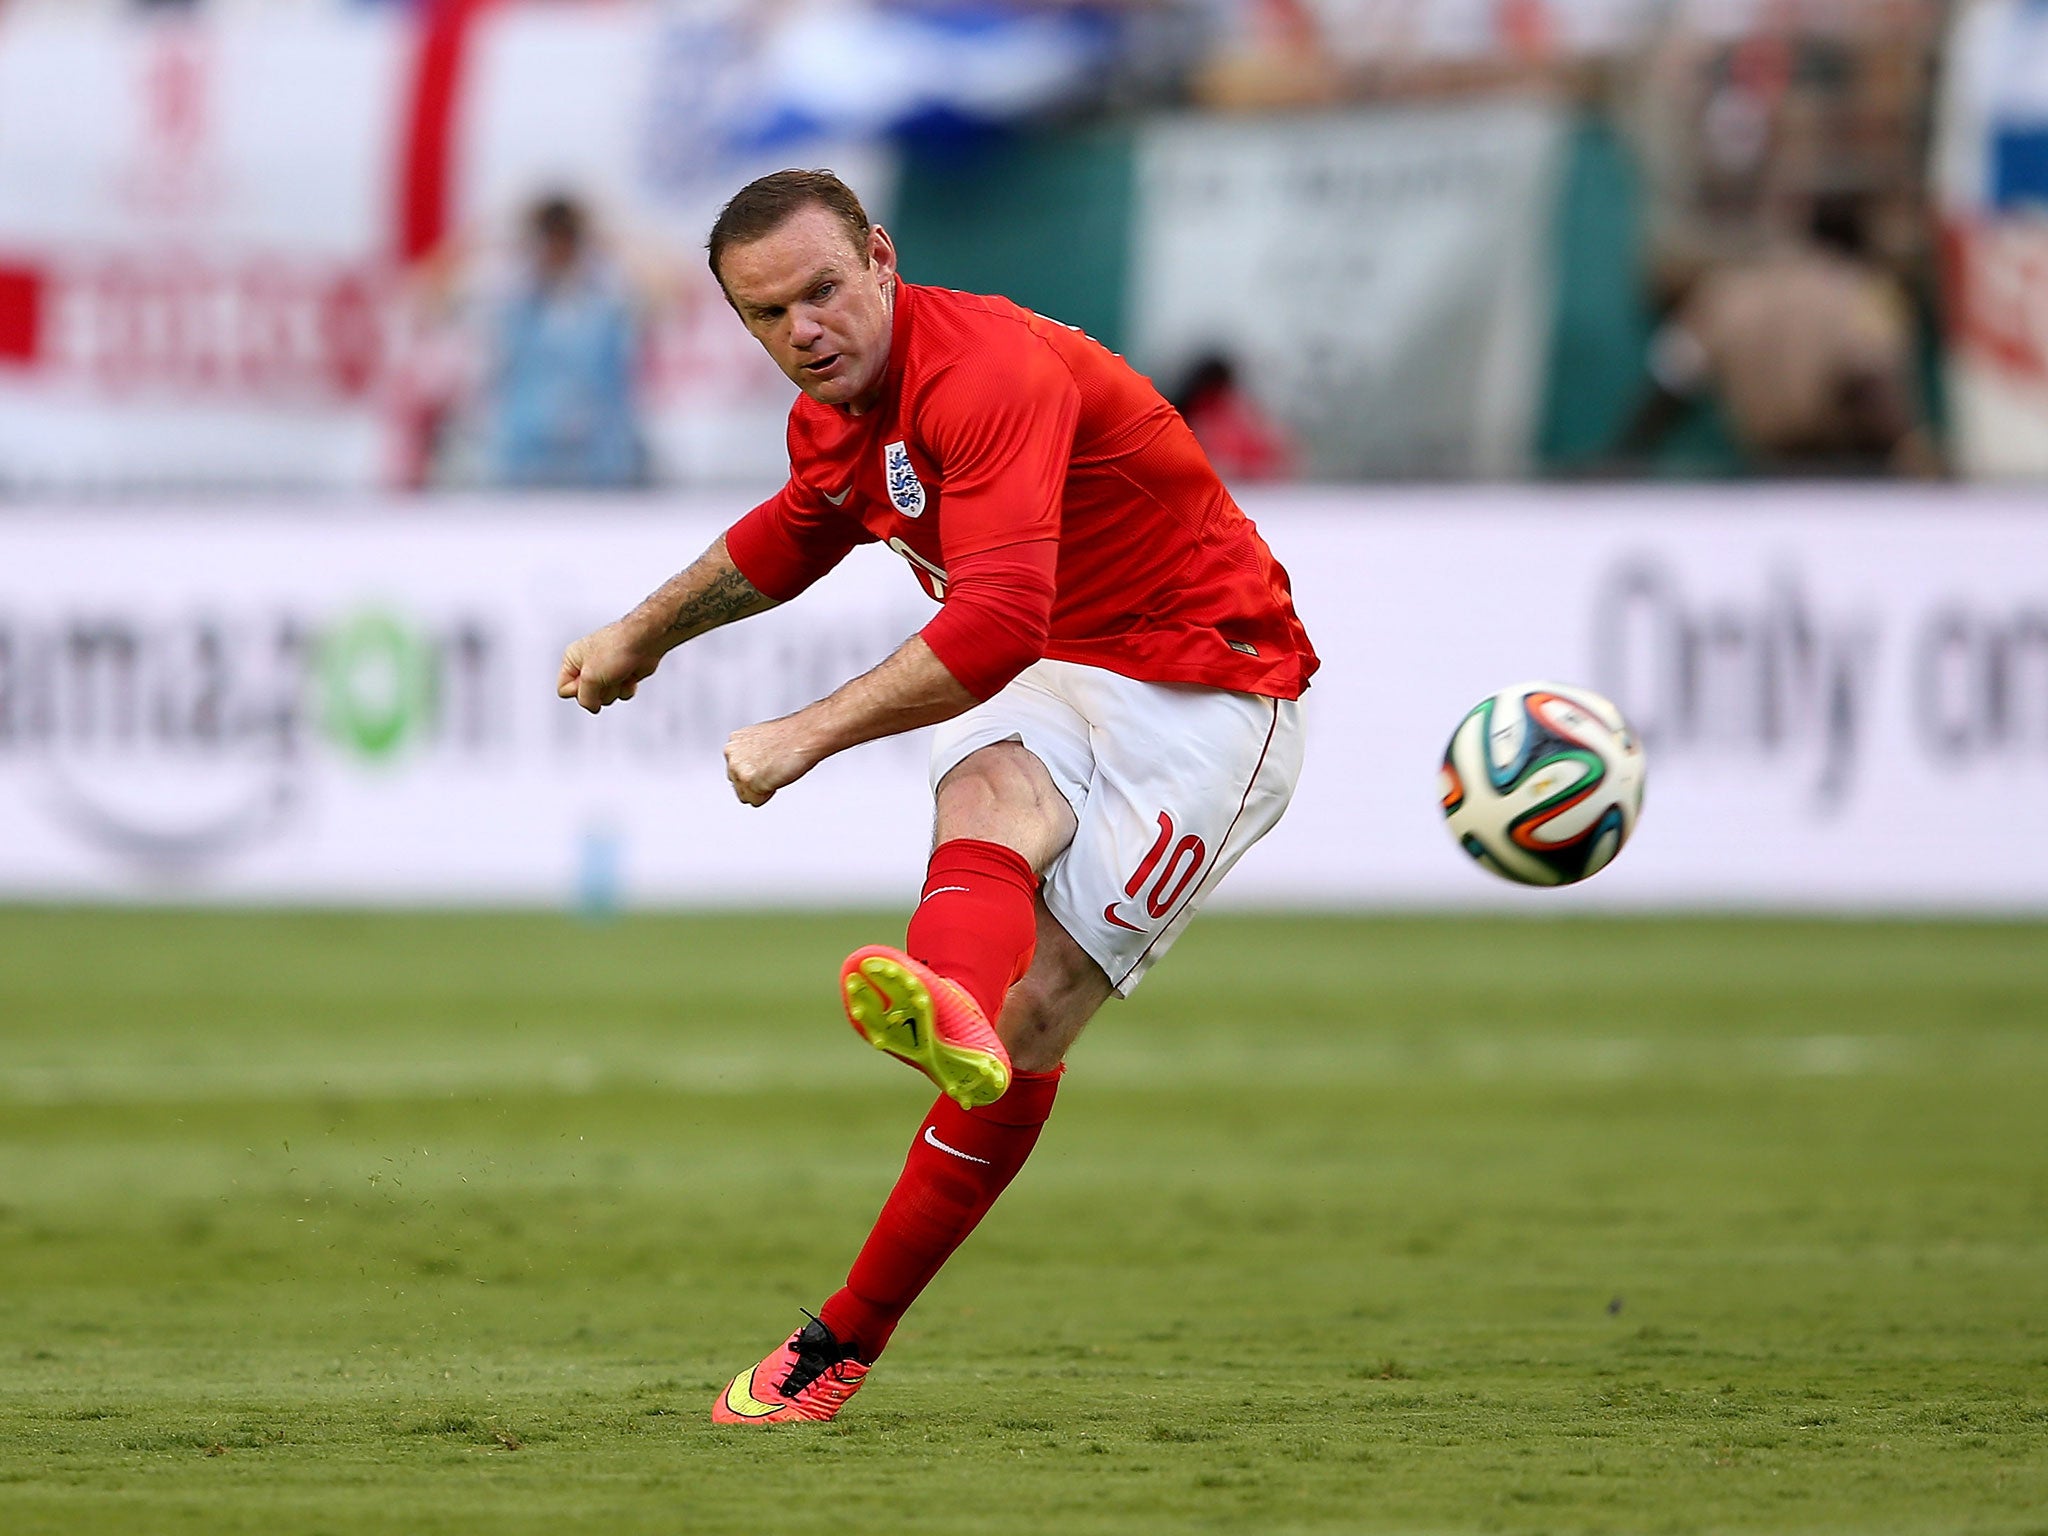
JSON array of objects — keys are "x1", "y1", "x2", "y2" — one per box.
[{"x1": 1438, "y1": 681, "x2": 1645, "y2": 887}]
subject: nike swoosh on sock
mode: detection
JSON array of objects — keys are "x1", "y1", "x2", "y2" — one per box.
[{"x1": 922, "y1": 1125, "x2": 991, "y2": 1165}]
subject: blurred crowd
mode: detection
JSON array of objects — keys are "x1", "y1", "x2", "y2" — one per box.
[{"x1": 0, "y1": 0, "x2": 1981, "y2": 487}]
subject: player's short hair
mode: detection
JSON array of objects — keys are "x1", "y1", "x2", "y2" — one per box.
[{"x1": 707, "y1": 170, "x2": 872, "y2": 288}]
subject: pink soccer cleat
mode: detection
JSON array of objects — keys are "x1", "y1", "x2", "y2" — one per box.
[
  {"x1": 711, "y1": 1315, "x2": 869, "y2": 1425},
  {"x1": 840, "y1": 944, "x2": 1012, "y2": 1109}
]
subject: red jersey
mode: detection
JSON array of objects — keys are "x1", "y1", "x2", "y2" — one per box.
[{"x1": 725, "y1": 281, "x2": 1317, "y2": 701}]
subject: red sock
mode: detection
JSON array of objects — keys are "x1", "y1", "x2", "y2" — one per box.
[
  {"x1": 818, "y1": 1067, "x2": 1062, "y2": 1361},
  {"x1": 905, "y1": 838, "x2": 1039, "y2": 1023}
]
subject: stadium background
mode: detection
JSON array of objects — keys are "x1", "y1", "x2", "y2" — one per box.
[
  {"x1": 3, "y1": 0, "x2": 2046, "y2": 911},
  {"x1": 3, "y1": 4, "x2": 2046, "y2": 1534}
]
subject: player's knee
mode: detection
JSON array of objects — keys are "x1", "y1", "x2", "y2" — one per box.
[
  {"x1": 940, "y1": 743, "x2": 1032, "y2": 805},
  {"x1": 934, "y1": 758, "x2": 1004, "y2": 823},
  {"x1": 935, "y1": 744, "x2": 1074, "y2": 868}
]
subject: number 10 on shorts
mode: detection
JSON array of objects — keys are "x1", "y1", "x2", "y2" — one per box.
[{"x1": 1119, "y1": 812, "x2": 1207, "y2": 925}]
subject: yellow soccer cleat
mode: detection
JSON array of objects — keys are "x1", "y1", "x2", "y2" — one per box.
[{"x1": 840, "y1": 944, "x2": 1011, "y2": 1109}]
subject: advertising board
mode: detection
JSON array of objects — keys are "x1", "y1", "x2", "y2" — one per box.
[{"x1": 2, "y1": 488, "x2": 2043, "y2": 910}]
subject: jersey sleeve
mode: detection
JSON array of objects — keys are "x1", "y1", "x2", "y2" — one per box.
[
  {"x1": 919, "y1": 538, "x2": 1058, "y2": 701},
  {"x1": 724, "y1": 477, "x2": 868, "y2": 603},
  {"x1": 917, "y1": 330, "x2": 1081, "y2": 562}
]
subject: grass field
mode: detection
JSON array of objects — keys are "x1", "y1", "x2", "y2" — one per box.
[{"x1": 1, "y1": 909, "x2": 2045, "y2": 1535}]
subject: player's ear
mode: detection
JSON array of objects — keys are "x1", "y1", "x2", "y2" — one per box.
[{"x1": 867, "y1": 224, "x2": 898, "y2": 283}]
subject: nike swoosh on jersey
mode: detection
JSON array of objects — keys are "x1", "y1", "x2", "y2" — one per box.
[
  {"x1": 721, "y1": 1367, "x2": 789, "y2": 1420},
  {"x1": 1102, "y1": 902, "x2": 1146, "y2": 933},
  {"x1": 823, "y1": 485, "x2": 851, "y2": 505},
  {"x1": 922, "y1": 1125, "x2": 991, "y2": 1165}
]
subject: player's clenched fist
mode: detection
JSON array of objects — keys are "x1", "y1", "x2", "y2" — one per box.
[
  {"x1": 723, "y1": 718, "x2": 818, "y2": 807},
  {"x1": 557, "y1": 620, "x2": 660, "y2": 714}
]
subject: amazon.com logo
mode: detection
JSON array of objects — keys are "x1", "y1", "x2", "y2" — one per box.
[{"x1": 0, "y1": 606, "x2": 496, "y2": 875}]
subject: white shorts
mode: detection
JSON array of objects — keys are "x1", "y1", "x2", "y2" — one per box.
[{"x1": 929, "y1": 659, "x2": 1306, "y2": 996}]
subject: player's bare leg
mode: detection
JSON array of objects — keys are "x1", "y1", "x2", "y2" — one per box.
[{"x1": 996, "y1": 897, "x2": 1113, "y2": 1071}]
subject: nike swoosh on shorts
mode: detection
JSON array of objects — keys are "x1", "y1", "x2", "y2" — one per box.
[{"x1": 1102, "y1": 902, "x2": 1147, "y2": 933}]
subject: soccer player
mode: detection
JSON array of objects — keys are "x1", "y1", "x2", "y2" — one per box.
[{"x1": 557, "y1": 169, "x2": 1317, "y2": 1424}]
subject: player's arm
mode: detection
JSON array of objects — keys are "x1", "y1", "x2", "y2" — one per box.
[
  {"x1": 558, "y1": 471, "x2": 865, "y2": 715},
  {"x1": 723, "y1": 635, "x2": 969, "y2": 807},
  {"x1": 556, "y1": 534, "x2": 777, "y2": 714},
  {"x1": 722, "y1": 540, "x2": 1056, "y2": 806}
]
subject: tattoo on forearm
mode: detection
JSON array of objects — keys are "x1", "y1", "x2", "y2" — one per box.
[{"x1": 668, "y1": 565, "x2": 774, "y2": 638}]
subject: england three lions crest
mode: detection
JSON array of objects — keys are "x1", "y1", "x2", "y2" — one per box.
[{"x1": 883, "y1": 440, "x2": 927, "y2": 518}]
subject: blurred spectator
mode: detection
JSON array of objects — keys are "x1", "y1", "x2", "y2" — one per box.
[
  {"x1": 1622, "y1": 191, "x2": 1939, "y2": 476},
  {"x1": 1171, "y1": 353, "x2": 1297, "y2": 483},
  {"x1": 485, "y1": 194, "x2": 645, "y2": 489},
  {"x1": 1624, "y1": 2, "x2": 1940, "y2": 290}
]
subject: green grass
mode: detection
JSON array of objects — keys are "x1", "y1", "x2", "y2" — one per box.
[{"x1": 1, "y1": 909, "x2": 2045, "y2": 1534}]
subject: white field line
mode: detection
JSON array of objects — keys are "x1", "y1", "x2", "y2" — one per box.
[{"x1": 0, "y1": 1032, "x2": 2034, "y2": 1107}]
